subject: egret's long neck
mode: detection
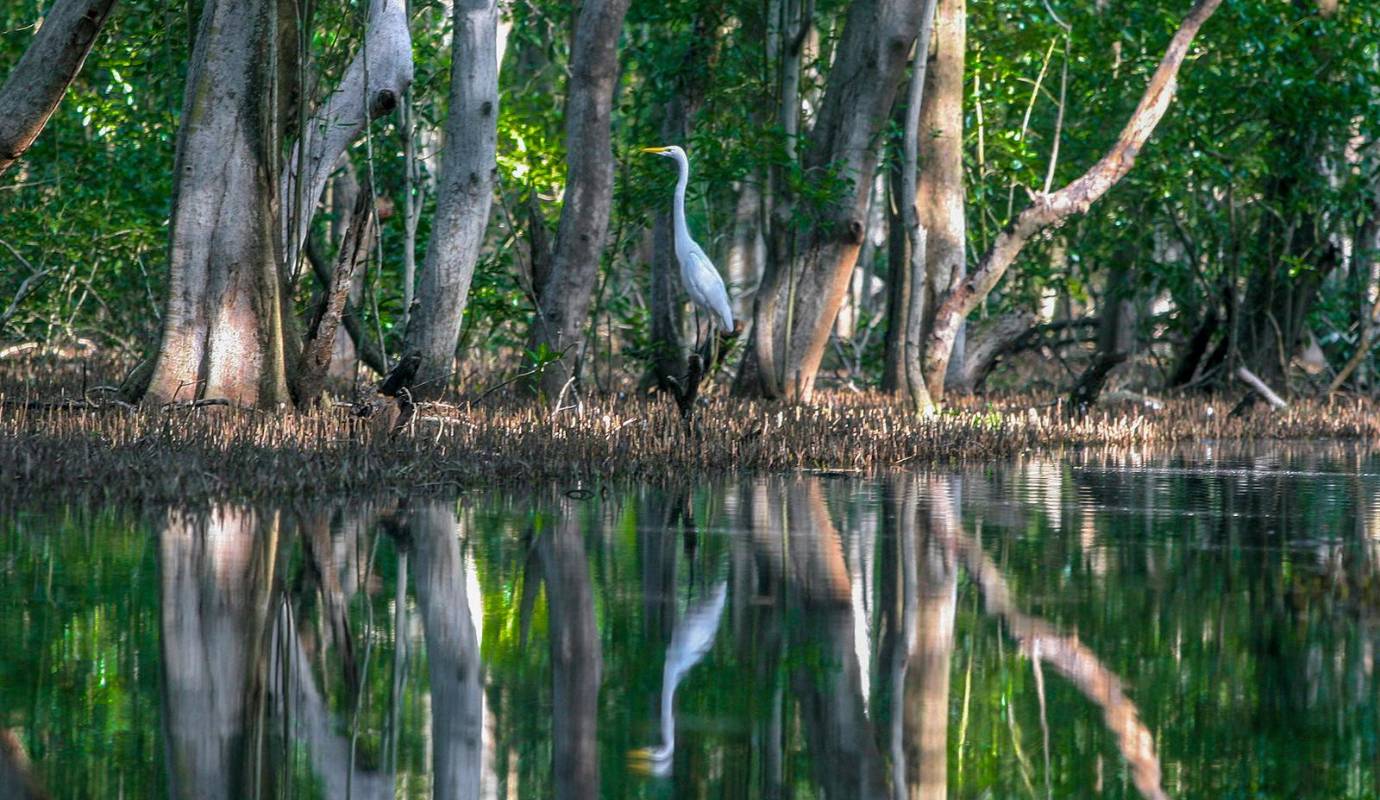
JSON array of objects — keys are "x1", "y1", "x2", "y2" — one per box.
[
  {"x1": 659, "y1": 664, "x2": 679, "y2": 752},
  {"x1": 671, "y1": 152, "x2": 691, "y2": 243}
]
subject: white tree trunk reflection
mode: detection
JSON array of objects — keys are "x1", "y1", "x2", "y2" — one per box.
[
  {"x1": 409, "y1": 504, "x2": 485, "y2": 800},
  {"x1": 159, "y1": 507, "x2": 277, "y2": 800}
]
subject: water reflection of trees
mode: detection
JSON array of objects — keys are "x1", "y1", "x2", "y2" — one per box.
[
  {"x1": 142, "y1": 450, "x2": 1380, "y2": 798},
  {"x1": 157, "y1": 502, "x2": 495, "y2": 799}
]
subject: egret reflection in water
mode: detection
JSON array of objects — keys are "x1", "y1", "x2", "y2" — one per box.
[
  {"x1": 627, "y1": 579, "x2": 728, "y2": 776},
  {"x1": 1, "y1": 443, "x2": 1378, "y2": 797}
]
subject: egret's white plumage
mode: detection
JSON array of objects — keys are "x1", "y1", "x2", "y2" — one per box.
[{"x1": 640, "y1": 145, "x2": 734, "y2": 333}]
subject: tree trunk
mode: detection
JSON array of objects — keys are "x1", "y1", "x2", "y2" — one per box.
[
  {"x1": 647, "y1": 97, "x2": 692, "y2": 392},
  {"x1": 402, "y1": 0, "x2": 501, "y2": 398},
  {"x1": 881, "y1": 121, "x2": 910, "y2": 394},
  {"x1": 1237, "y1": 160, "x2": 1340, "y2": 392},
  {"x1": 525, "y1": 0, "x2": 631, "y2": 400},
  {"x1": 280, "y1": 0, "x2": 412, "y2": 282},
  {"x1": 1328, "y1": 188, "x2": 1380, "y2": 393},
  {"x1": 1070, "y1": 253, "x2": 1136, "y2": 408},
  {"x1": 144, "y1": 0, "x2": 288, "y2": 407},
  {"x1": 741, "y1": 0, "x2": 930, "y2": 401},
  {"x1": 906, "y1": 0, "x2": 961, "y2": 411},
  {"x1": 726, "y1": 178, "x2": 765, "y2": 325},
  {"x1": 646, "y1": 15, "x2": 717, "y2": 393},
  {"x1": 921, "y1": 0, "x2": 1224, "y2": 405},
  {"x1": 949, "y1": 310, "x2": 1037, "y2": 394},
  {"x1": 0, "y1": 0, "x2": 117, "y2": 177},
  {"x1": 327, "y1": 164, "x2": 365, "y2": 380},
  {"x1": 292, "y1": 179, "x2": 376, "y2": 407}
]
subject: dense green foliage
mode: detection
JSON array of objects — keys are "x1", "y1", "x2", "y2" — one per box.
[{"x1": 2, "y1": 0, "x2": 1379, "y2": 396}]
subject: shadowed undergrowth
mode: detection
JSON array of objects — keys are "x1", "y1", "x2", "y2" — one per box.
[{"x1": 4, "y1": 385, "x2": 1380, "y2": 503}]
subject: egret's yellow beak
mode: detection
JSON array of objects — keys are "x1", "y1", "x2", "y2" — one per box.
[
  {"x1": 626, "y1": 747, "x2": 666, "y2": 776},
  {"x1": 640, "y1": 146, "x2": 670, "y2": 154}
]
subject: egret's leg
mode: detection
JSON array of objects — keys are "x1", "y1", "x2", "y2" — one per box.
[{"x1": 691, "y1": 306, "x2": 702, "y2": 355}]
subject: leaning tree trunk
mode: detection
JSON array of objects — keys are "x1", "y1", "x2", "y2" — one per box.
[
  {"x1": 0, "y1": 0, "x2": 117, "y2": 177},
  {"x1": 280, "y1": 0, "x2": 412, "y2": 282},
  {"x1": 526, "y1": 0, "x2": 631, "y2": 400},
  {"x1": 921, "y1": 0, "x2": 1224, "y2": 405},
  {"x1": 402, "y1": 0, "x2": 500, "y2": 398},
  {"x1": 741, "y1": 0, "x2": 930, "y2": 402},
  {"x1": 143, "y1": 0, "x2": 288, "y2": 407}
]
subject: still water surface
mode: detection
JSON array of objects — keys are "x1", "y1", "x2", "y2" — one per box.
[{"x1": 2, "y1": 444, "x2": 1379, "y2": 799}]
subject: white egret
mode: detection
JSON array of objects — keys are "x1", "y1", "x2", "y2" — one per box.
[
  {"x1": 640, "y1": 146, "x2": 734, "y2": 349},
  {"x1": 627, "y1": 580, "x2": 728, "y2": 776}
]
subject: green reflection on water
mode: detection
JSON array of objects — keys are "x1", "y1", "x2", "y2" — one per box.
[{"x1": 1, "y1": 444, "x2": 1379, "y2": 799}]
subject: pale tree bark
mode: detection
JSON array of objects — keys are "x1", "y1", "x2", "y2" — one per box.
[
  {"x1": 327, "y1": 164, "x2": 364, "y2": 380},
  {"x1": 905, "y1": 0, "x2": 960, "y2": 411},
  {"x1": 922, "y1": 0, "x2": 1224, "y2": 403},
  {"x1": 891, "y1": 0, "x2": 942, "y2": 410},
  {"x1": 280, "y1": 0, "x2": 412, "y2": 281},
  {"x1": 726, "y1": 180, "x2": 765, "y2": 324},
  {"x1": 144, "y1": 0, "x2": 288, "y2": 407},
  {"x1": 402, "y1": 0, "x2": 501, "y2": 398},
  {"x1": 741, "y1": 0, "x2": 929, "y2": 401},
  {"x1": 409, "y1": 505, "x2": 485, "y2": 800},
  {"x1": 881, "y1": 144, "x2": 910, "y2": 393},
  {"x1": 143, "y1": 0, "x2": 412, "y2": 407},
  {"x1": 948, "y1": 310, "x2": 1037, "y2": 393},
  {"x1": 526, "y1": 0, "x2": 631, "y2": 400},
  {"x1": 0, "y1": 0, "x2": 116, "y2": 177}
]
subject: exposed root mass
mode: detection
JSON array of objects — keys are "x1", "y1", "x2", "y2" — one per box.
[{"x1": 3, "y1": 386, "x2": 1379, "y2": 503}]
